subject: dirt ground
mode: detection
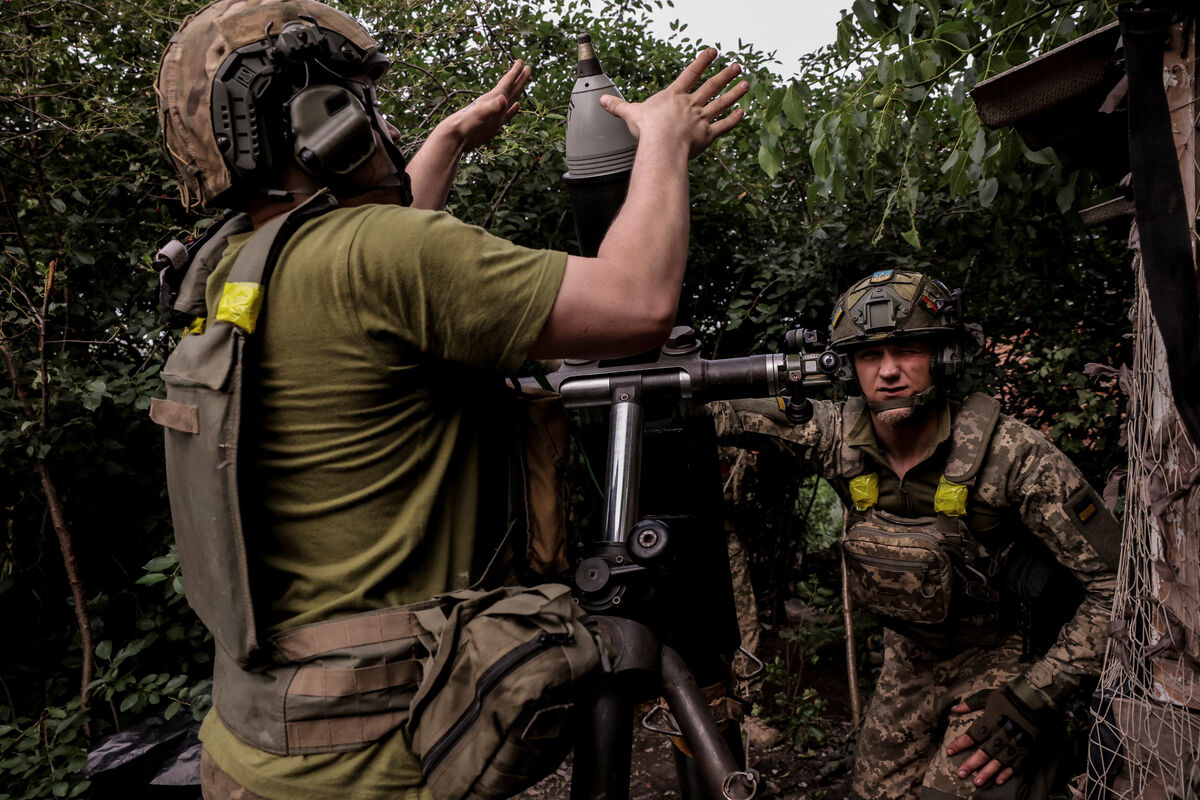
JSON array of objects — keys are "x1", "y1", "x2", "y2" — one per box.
[
  {"x1": 516, "y1": 627, "x2": 861, "y2": 800},
  {"x1": 516, "y1": 713, "x2": 856, "y2": 800}
]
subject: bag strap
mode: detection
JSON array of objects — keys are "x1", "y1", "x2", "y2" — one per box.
[
  {"x1": 942, "y1": 393, "x2": 1002, "y2": 486},
  {"x1": 837, "y1": 395, "x2": 869, "y2": 479}
]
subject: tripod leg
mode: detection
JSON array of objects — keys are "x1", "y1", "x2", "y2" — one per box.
[
  {"x1": 570, "y1": 681, "x2": 634, "y2": 800},
  {"x1": 661, "y1": 646, "x2": 759, "y2": 800}
]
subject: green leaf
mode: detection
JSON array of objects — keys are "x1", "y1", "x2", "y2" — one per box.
[
  {"x1": 978, "y1": 177, "x2": 999, "y2": 206},
  {"x1": 852, "y1": 0, "x2": 883, "y2": 37},
  {"x1": 1022, "y1": 145, "x2": 1052, "y2": 166},
  {"x1": 50, "y1": 198, "x2": 67, "y2": 214},
  {"x1": 940, "y1": 150, "x2": 962, "y2": 174},
  {"x1": 877, "y1": 54, "x2": 892, "y2": 85},
  {"x1": 95, "y1": 640, "x2": 112, "y2": 660},
  {"x1": 901, "y1": 227, "x2": 921, "y2": 248},
  {"x1": 781, "y1": 85, "x2": 807, "y2": 129},
  {"x1": 758, "y1": 144, "x2": 783, "y2": 179},
  {"x1": 898, "y1": 3, "x2": 919, "y2": 36},
  {"x1": 119, "y1": 695, "x2": 138, "y2": 712},
  {"x1": 52, "y1": 781, "x2": 69, "y2": 797},
  {"x1": 1056, "y1": 183, "x2": 1075, "y2": 213},
  {"x1": 143, "y1": 555, "x2": 176, "y2": 572}
]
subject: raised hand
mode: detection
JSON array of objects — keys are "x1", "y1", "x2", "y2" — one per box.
[
  {"x1": 444, "y1": 60, "x2": 532, "y2": 152},
  {"x1": 598, "y1": 49, "x2": 749, "y2": 160}
]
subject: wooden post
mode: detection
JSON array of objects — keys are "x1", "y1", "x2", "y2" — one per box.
[{"x1": 840, "y1": 509, "x2": 862, "y2": 728}]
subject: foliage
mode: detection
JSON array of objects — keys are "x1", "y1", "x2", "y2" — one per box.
[
  {"x1": 740, "y1": 0, "x2": 1131, "y2": 484},
  {"x1": 0, "y1": 0, "x2": 1135, "y2": 795},
  {"x1": 755, "y1": 575, "x2": 841, "y2": 748}
]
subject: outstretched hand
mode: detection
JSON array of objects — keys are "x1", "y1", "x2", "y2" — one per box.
[
  {"x1": 598, "y1": 48, "x2": 749, "y2": 160},
  {"x1": 444, "y1": 59, "x2": 532, "y2": 152}
]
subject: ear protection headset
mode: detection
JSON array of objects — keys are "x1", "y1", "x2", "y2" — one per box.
[{"x1": 210, "y1": 18, "x2": 411, "y2": 202}]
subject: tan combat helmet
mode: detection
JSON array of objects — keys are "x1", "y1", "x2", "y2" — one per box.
[
  {"x1": 156, "y1": 0, "x2": 404, "y2": 209},
  {"x1": 829, "y1": 269, "x2": 974, "y2": 410}
]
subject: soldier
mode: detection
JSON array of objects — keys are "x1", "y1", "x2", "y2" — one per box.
[
  {"x1": 152, "y1": 1, "x2": 747, "y2": 798},
  {"x1": 710, "y1": 269, "x2": 1119, "y2": 799}
]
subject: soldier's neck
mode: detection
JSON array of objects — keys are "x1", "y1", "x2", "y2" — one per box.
[
  {"x1": 871, "y1": 407, "x2": 940, "y2": 480},
  {"x1": 248, "y1": 167, "x2": 404, "y2": 229}
]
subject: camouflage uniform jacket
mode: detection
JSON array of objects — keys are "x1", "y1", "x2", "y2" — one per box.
[{"x1": 710, "y1": 394, "x2": 1119, "y2": 708}]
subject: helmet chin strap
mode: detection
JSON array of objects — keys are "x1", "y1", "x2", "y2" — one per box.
[{"x1": 866, "y1": 385, "x2": 940, "y2": 413}]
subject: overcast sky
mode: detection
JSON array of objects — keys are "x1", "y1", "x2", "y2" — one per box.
[{"x1": 596, "y1": 0, "x2": 850, "y2": 77}]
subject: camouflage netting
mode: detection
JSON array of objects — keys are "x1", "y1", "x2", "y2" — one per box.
[{"x1": 1088, "y1": 249, "x2": 1200, "y2": 800}]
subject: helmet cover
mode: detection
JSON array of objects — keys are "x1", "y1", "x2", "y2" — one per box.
[
  {"x1": 156, "y1": 0, "x2": 384, "y2": 209},
  {"x1": 829, "y1": 269, "x2": 960, "y2": 350}
]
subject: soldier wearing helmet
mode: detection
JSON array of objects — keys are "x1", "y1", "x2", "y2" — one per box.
[
  {"x1": 711, "y1": 269, "x2": 1119, "y2": 799},
  {"x1": 152, "y1": 1, "x2": 748, "y2": 798}
]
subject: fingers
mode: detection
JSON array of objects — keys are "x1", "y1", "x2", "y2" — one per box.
[
  {"x1": 669, "y1": 47, "x2": 719, "y2": 91},
  {"x1": 694, "y1": 61, "x2": 744, "y2": 105},
  {"x1": 707, "y1": 106, "x2": 745, "y2": 139},
  {"x1": 944, "y1": 732, "x2": 975, "y2": 757},
  {"x1": 508, "y1": 63, "x2": 531, "y2": 102},
  {"x1": 488, "y1": 60, "x2": 530, "y2": 110},
  {"x1": 952, "y1": 746, "x2": 1015, "y2": 787},
  {"x1": 956, "y1": 748, "x2": 991, "y2": 778},
  {"x1": 949, "y1": 701, "x2": 971, "y2": 714},
  {"x1": 597, "y1": 93, "x2": 627, "y2": 119},
  {"x1": 703, "y1": 77, "x2": 749, "y2": 120},
  {"x1": 970, "y1": 757, "x2": 1007, "y2": 786}
]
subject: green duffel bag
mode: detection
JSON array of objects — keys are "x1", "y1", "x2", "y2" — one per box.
[{"x1": 407, "y1": 583, "x2": 601, "y2": 800}]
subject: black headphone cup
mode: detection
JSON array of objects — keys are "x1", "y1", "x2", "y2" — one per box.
[{"x1": 288, "y1": 84, "x2": 377, "y2": 179}]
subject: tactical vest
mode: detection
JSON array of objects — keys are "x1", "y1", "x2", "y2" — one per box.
[
  {"x1": 835, "y1": 394, "x2": 1080, "y2": 653},
  {"x1": 149, "y1": 194, "x2": 577, "y2": 757}
]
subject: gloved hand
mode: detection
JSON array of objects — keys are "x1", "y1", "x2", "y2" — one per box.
[
  {"x1": 966, "y1": 684, "x2": 1050, "y2": 770},
  {"x1": 946, "y1": 678, "x2": 1057, "y2": 787}
]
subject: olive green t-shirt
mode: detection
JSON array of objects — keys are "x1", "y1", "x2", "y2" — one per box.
[{"x1": 197, "y1": 204, "x2": 566, "y2": 800}]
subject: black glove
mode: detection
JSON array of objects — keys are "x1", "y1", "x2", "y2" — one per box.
[{"x1": 965, "y1": 681, "x2": 1055, "y2": 771}]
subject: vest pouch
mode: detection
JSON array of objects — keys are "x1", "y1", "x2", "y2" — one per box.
[
  {"x1": 407, "y1": 583, "x2": 601, "y2": 800},
  {"x1": 843, "y1": 509, "x2": 954, "y2": 624},
  {"x1": 517, "y1": 389, "x2": 570, "y2": 576},
  {"x1": 156, "y1": 323, "x2": 262, "y2": 666}
]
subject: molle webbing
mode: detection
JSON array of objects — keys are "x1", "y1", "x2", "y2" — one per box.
[{"x1": 214, "y1": 601, "x2": 448, "y2": 755}]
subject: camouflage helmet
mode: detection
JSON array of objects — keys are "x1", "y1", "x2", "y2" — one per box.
[
  {"x1": 829, "y1": 269, "x2": 961, "y2": 350},
  {"x1": 156, "y1": 0, "x2": 388, "y2": 209}
]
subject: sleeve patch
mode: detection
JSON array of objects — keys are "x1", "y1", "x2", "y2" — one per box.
[{"x1": 1066, "y1": 485, "x2": 1122, "y2": 570}]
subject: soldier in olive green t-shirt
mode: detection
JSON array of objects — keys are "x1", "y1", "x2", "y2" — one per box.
[{"x1": 155, "y1": 2, "x2": 749, "y2": 798}]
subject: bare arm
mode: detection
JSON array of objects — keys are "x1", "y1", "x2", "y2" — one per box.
[
  {"x1": 406, "y1": 60, "x2": 531, "y2": 210},
  {"x1": 530, "y1": 49, "x2": 748, "y2": 360}
]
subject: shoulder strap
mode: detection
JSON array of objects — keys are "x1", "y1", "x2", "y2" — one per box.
[
  {"x1": 211, "y1": 191, "x2": 339, "y2": 333},
  {"x1": 943, "y1": 393, "x2": 1002, "y2": 485},
  {"x1": 838, "y1": 395, "x2": 868, "y2": 479},
  {"x1": 229, "y1": 191, "x2": 339, "y2": 287}
]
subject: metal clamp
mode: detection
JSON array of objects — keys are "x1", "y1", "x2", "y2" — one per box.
[
  {"x1": 734, "y1": 646, "x2": 765, "y2": 682},
  {"x1": 641, "y1": 702, "x2": 682, "y2": 737}
]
